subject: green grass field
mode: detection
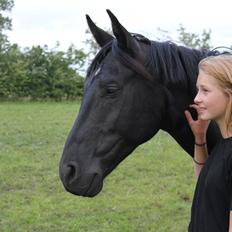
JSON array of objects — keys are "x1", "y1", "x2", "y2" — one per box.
[{"x1": 0, "y1": 102, "x2": 196, "y2": 232}]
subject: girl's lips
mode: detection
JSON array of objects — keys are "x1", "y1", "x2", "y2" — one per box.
[{"x1": 198, "y1": 107, "x2": 206, "y2": 113}]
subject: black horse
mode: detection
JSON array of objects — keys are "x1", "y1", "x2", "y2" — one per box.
[{"x1": 59, "y1": 10, "x2": 222, "y2": 197}]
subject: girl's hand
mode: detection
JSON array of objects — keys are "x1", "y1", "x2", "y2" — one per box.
[{"x1": 184, "y1": 104, "x2": 210, "y2": 141}]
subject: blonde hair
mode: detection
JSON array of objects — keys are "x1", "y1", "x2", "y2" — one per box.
[{"x1": 198, "y1": 54, "x2": 232, "y2": 132}]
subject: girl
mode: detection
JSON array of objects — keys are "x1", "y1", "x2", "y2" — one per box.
[{"x1": 185, "y1": 54, "x2": 232, "y2": 231}]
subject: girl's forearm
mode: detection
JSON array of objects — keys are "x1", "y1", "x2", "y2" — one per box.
[{"x1": 193, "y1": 142, "x2": 208, "y2": 179}]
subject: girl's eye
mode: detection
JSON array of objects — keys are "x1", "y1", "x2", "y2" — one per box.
[{"x1": 202, "y1": 88, "x2": 209, "y2": 93}]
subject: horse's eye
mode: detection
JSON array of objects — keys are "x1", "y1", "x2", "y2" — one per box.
[
  {"x1": 106, "y1": 86, "x2": 119, "y2": 94},
  {"x1": 105, "y1": 84, "x2": 120, "y2": 96}
]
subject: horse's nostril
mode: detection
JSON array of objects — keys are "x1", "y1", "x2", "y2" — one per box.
[
  {"x1": 67, "y1": 165, "x2": 75, "y2": 179},
  {"x1": 64, "y1": 162, "x2": 80, "y2": 184}
]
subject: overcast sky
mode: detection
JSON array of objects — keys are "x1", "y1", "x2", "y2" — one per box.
[{"x1": 7, "y1": 0, "x2": 232, "y2": 51}]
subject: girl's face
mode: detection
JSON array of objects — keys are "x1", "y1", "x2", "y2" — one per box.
[{"x1": 194, "y1": 70, "x2": 229, "y2": 123}]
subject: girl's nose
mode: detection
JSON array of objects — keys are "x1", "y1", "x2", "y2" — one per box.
[{"x1": 194, "y1": 92, "x2": 201, "y2": 104}]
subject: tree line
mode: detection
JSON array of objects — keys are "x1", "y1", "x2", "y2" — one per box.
[
  {"x1": 0, "y1": 0, "x2": 218, "y2": 101},
  {"x1": 0, "y1": 43, "x2": 86, "y2": 100}
]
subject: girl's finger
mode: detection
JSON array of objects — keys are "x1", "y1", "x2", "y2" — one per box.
[
  {"x1": 184, "y1": 110, "x2": 194, "y2": 125},
  {"x1": 189, "y1": 104, "x2": 198, "y2": 110},
  {"x1": 189, "y1": 104, "x2": 201, "y2": 114}
]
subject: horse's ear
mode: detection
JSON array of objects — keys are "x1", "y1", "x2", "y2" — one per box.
[
  {"x1": 86, "y1": 14, "x2": 114, "y2": 47},
  {"x1": 106, "y1": 9, "x2": 139, "y2": 55}
]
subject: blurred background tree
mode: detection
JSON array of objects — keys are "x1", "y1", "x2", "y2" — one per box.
[
  {"x1": 0, "y1": 0, "x2": 14, "y2": 51},
  {"x1": 177, "y1": 24, "x2": 211, "y2": 49},
  {"x1": 0, "y1": 0, "x2": 86, "y2": 100}
]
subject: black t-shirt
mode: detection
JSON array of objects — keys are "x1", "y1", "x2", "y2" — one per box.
[{"x1": 188, "y1": 137, "x2": 232, "y2": 232}]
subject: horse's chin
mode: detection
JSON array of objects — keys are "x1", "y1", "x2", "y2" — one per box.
[{"x1": 63, "y1": 175, "x2": 104, "y2": 198}]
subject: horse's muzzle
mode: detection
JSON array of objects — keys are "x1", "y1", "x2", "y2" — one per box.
[{"x1": 59, "y1": 161, "x2": 103, "y2": 197}]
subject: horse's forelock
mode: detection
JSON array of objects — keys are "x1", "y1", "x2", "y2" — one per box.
[{"x1": 86, "y1": 41, "x2": 113, "y2": 78}]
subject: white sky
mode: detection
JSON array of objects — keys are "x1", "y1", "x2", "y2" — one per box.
[{"x1": 7, "y1": 0, "x2": 232, "y2": 51}]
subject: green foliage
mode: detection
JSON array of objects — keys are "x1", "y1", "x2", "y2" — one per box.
[
  {"x1": 0, "y1": 43, "x2": 27, "y2": 98},
  {"x1": 23, "y1": 44, "x2": 86, "y2": 100},
  {"x1": 0, "y1": 43, "x2": 86, "y2": 100},
  {"x1": 0, "y1": 102, "x2": 195, "y2": 231},
  {"x1": 0, "y1": 0, "x2": 14, "y2": 51},
  {"x1": 177, "y1": 24, "x2": 212, "y2": 49},
  {"x1": 0, "y1": 0, "x2": 86, "y2": 101},
  {"x1": 0, "y1": 0, "x2": 13, "y2": 30}
]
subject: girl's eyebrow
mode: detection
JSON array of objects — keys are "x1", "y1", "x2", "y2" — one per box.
[
  {"x1": 195, "y1": 84, "x2": 209, "y2": 91},
  {"x1": 197, "y1": 83, "x2": 208, "y2": 88}
]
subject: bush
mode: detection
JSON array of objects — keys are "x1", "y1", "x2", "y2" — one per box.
[{"x1": 0, "y1": 43, "x2": 86, "y2": 100}]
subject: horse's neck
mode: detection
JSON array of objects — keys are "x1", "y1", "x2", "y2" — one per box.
[{"x1": 160, "y1": 89, "x2": 195, "y2": 156}]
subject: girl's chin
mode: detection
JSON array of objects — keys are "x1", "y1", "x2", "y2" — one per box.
[{"x1": 198, "y1": 113, "x2": 209, "y2": 120}]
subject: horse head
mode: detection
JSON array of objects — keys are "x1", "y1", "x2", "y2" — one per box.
[{"x1": 59, "y1": 10, "x2": 169, "y2": 197}]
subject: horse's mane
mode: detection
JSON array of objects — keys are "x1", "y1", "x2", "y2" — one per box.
[
  {"x1": 149, "y1": 41, "x2": 208, "y2": 94},
  {"x1": 148, "y1": 41, "x2": 232, "y2": 94}
]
